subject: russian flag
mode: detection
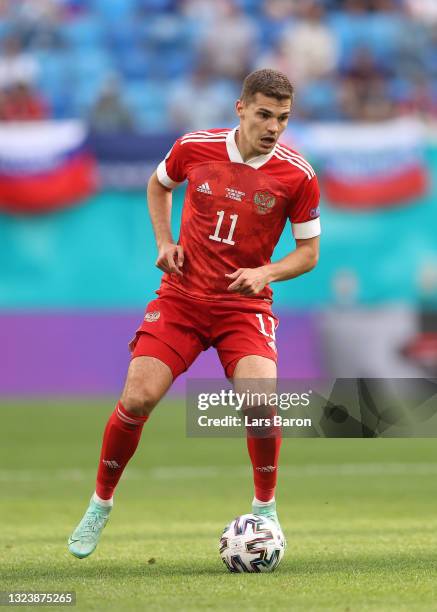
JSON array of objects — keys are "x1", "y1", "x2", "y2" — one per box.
[
  {"x1": 286, "y1": 118, "x2": 429, "y2": 210},
  {"x1": 0, "y1": 121, "x2": 98, "y2": 214}
]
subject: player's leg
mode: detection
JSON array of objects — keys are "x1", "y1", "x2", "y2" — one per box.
[
  {"x1": 94, "y1": 354, "x2": 175, "y2": 503},
  {"x1": 68, "y1": 341, "x2": 184, "y2": 559},
  {"x1": 213, "y1": 302, "x2": 283, "y2": 527},
  {"x1": 232, "y1": 355, "x2": 283, "y2": 526},
  {"x1": 68, "y1": 291, "x2": 205, "y2": 558}
]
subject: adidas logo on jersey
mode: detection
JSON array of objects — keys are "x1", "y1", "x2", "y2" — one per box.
[
  {"x1": 197, "y1": 182, "x2": 212, "y2": 194},
  {"x1": 225, "y1": 187, "x2": 245, "y2": 202}
]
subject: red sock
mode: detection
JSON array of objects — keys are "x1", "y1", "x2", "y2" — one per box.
[
  {"x1": 246, "y1": 426, "x2": 282, "y2": 502},
  {"x1": 95, "y1": 401, "x2": 148, "y2": 500}
]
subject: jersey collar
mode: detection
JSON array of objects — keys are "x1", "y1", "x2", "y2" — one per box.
[{"x1": 226, "y1": 127, "x2": 276, "y2": 169}]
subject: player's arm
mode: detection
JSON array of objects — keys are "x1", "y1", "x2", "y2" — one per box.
[
  {"x1": 226, "y1": 236, "x2": 319, "y2": 295},
  {"x1": 265, "y1": 173, "x2": 320, "y2": 283},
  {"x1": 148, "y1": 134, "x2": 190, "y2": 275},
  {"x1": 265, "y1": 236, "x2": 319, "y2": 282},
  {"x1": 226, "y1": 176, "x2": 320, "y2": 295},
  {"x1": 147, "y1": 171, "x2": 183, "y2": 276},
  {"x1": 227, "y1": 173, "x2": 321, "y2": 296}
]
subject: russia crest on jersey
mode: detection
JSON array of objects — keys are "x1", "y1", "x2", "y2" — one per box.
[
  {"x1": 0, "y1": 120, "x2": 98, "y2": 214},
  {"x1": 286, "y1": 118, "x2": 428, "y2": 209}
]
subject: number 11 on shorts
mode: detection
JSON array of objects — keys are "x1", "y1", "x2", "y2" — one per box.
[{"x1": 256, "y1": 313, "x2": 276, "y2": 339}]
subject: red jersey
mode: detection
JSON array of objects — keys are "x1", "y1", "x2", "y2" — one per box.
[{"x1": 156, "y1": 127, "x2": 321, "y2": 303}]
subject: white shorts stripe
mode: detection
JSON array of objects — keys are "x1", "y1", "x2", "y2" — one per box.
[
  {"x1": 276, "y1": 144, "x2": 315, "y2": 177},
  {"x1": 273, "y1": 151, "x2": 313, "y2": 180}
]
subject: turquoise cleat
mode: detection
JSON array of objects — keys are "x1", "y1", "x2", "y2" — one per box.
[
  {"x1": 68, "y1": 497, "x2": 112, "y2": 559},
  {"x1": 252, "y1": 499, "x2": 286, "y2": 548},
  {"x1": 252, "y1": 499, "x2": 279, "y2": 524}
]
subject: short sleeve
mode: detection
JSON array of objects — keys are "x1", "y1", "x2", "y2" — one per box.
[
  {"x1": 289, "y1": 175, "x2": 321, "y2": 239},
  {"x1": 156, "y1": 137, "x2": 188, "y2": 189}
]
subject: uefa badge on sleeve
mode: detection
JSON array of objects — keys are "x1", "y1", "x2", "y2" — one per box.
[{"x1": 253, "y1": 191, "x2": 276, "y2": 215}]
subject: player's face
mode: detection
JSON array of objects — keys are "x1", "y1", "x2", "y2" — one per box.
[{"x1": 236, "y1": 93, "x2": 291, "y2": 158}]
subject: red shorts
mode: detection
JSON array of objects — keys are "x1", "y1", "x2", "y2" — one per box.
[{"x1": 129, "y1": 288, "x2": 278, "y2": 379}]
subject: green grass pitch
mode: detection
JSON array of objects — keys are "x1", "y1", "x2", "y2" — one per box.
[{"x1": 1, "y1": 399, "x2": 437, "y2": 611}]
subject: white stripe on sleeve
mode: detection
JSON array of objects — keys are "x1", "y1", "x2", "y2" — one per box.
[
  {"x1": 292, "y1": 218, "x2": 321, "y2": 239},
  {"x1": 156, "y1": 160, "x2": 184, "y2": 189}
]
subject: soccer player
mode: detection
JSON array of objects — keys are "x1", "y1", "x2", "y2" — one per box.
[{"x1": 68, "y1": 69, "x2": 320, "y2": 558}]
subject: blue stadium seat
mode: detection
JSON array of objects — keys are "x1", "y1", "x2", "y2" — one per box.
[
  {"x1": 116, "y1": 47, "x2": 154, "y2": 80},
  {"x1": 64, "y1": 50, "x2": 113, "y2": 114},
  {"x1": 123, "y1": 80, "x2": 168, "y2": 130},
  {"x1": 423, "y1": 32, "x2": 437, "y2": 77},
  {"x1": 367, "y1": 13, "x2": 406, "y2": 66},
  {"x1": 60, "y1": 16, "x2": 105, "y2": 48},
  {"x1": 297, "y1": 80, "x2": 340, "y2": 121},
  {"x1": 71, "y1": 73, "x2": 116, "y2": 116},
  {"x1": 106, "y1": 20, "x2": 143, "y2": 54},
  {"x1": 234, "y1": 0, "x2": 262, "y2": 16},
  {"x1": 136, "y1": 0, "x2": 177, "y2": 11},
  {"x1": 328, "y1": 12, "x2": 374, "y2": 70},
  {"x1": 148, "y1": 48, "x2": 195, "y2": 79},
  {"x1": 0, "y1": 19, "x2": 13, "y2": 41},
  {"x1": 34, "y1": 51, "x2": 75, "y2": 118},
  {"x1": 69, "y1": 49, "x2": 112, "y2": 80},
  {"x1": 387, "y1": 77, "x2": 414, "y2": 104},
  {"x1": 35, "y1": 51, "x2": 71, "y2": 94},
  {"x1": 136, "y1": 15, "x2": 190, "y2": 51},
  {"x1": 89, "y1": 0, "x2": 138, "y2": 21},
  {"x1": 260, "y1": 20, "x2": 294, "y2": 51},
  {"x1": 49, "y1": 91, "x2": 75, "y2": 119}
]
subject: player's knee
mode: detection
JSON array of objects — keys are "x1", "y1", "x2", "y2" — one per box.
[{"x1": 121, "y1": 388, "x2": 161, "y2": 417}]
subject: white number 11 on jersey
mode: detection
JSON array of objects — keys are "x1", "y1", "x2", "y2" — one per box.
[{"x1": 209, "y1": 210, "x2": 238, "y2": 246}]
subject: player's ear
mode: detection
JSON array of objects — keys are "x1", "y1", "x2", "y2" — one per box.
[{"x1": 236, "y1": 99, "x2": 244, "y2": 118}]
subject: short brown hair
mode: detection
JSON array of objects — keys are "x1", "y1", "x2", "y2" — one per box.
[{"x1": 241, "y1": 69, "x2": 294, "y2": 103}]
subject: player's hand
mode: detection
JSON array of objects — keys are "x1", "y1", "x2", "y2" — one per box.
[
  {"x1": 225, "y1": 267, "x2": 270, "y2": 296},
  {"x1": 156, "y1": 243, "x2": 184, "y2": 276}
]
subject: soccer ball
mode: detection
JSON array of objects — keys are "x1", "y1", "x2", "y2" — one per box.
[{"x1": 219, "y1": 513, "x2": 285, "y2": 573}]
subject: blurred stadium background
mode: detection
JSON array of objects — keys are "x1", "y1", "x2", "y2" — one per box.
[{"x1": 1, "y1": 0, "x2": 437, "y2": 397}]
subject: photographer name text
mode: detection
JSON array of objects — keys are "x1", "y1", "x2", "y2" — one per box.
[{"x1": 197, "y1": 415, "x2": 312, "y2": 428}]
